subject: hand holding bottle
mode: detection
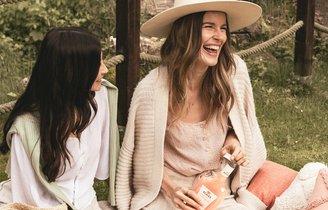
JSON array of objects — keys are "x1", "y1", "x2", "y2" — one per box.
[
  {"x1": 161, "y1": 166, "x2": 205, "y2": 210},
  {"x1": 192, "y1": 153, "x2": 236, "y2": 210},
  {"x1": 221, "y1": 131, "x2": 249, "y2": 166},
  {"x1": 171, "y1": 187, "x2": 205, "y2": 210}
]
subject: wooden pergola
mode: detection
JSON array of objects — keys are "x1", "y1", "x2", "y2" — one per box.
[{"x1": 115, "y1": 0, "x2": 316, "y2": 126}]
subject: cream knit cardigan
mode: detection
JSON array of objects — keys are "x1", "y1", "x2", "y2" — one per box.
[{"x1": 115, "y1": 55, "x2": 267, "y2": 210}]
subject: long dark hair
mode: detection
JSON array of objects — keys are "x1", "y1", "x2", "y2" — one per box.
[
  {"x1": 161, "y1": 12, "x2": 236, "y2": 127},
  {"x1": 0, "y1": 27, "x2": 101, "y2": 182}
]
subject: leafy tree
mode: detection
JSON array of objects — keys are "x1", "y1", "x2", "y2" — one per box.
[{"x1": 0, "y1": 0, "x2": 116, "y2": 59}]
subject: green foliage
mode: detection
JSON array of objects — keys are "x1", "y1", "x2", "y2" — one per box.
[
  {"x1": 0, "y1": 0, "x2": 116, "y2": 57},
  {"x1": 0, "y1": 0, "x2": 117, "y2": 100},
  {"x1": 0, "y1": 33, "x2": 28, "y2": 103},
  {"x1": 0, "y1": 114, "x2": 9, "y2": 181},
  {"x1": 313, "y1": 35, "x2": 328, "y2": 62}
]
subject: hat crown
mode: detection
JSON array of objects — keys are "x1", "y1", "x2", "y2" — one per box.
[
  {"x1": 174, "y1": 0, "x2": 238, "y2": 7},
  {"x1": 141, "y1": 0, "x2": 261, "y2": 37}
]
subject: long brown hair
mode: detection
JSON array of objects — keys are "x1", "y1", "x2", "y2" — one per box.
[{"x1": 161, "y1": 12, "x2": 236, "y2": 127}]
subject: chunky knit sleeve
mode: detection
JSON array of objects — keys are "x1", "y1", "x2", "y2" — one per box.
[
  {"x1": 115, "y1": 68, "x2": 168, "y2": 210},
  {"x1": 115, "y1": 90, "x2": 138, "y2": 210},
  {"x1": 230, "y1": 55, "x2": 267, "y2": 188}
]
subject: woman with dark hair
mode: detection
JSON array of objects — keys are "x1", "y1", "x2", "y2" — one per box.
[
  {"x1": 0, "y1": 27, "x2": 119, "y2": 210},
  {"x1": 115, "y1": 0, "x2": 267, "y2": 209}
]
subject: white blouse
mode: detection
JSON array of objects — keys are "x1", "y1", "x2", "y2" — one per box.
[{"x1": 9, "y1": 86, "x2": 110, "y2": 209}]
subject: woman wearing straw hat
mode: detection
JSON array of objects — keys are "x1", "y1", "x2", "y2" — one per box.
[{"x1": 115, "y1": 0, "x2": 267, "y2": 209}]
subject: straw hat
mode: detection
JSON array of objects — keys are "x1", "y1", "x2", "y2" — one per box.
[{"x1": 141, "y1": 0, "x2": 262, "y2": 38}]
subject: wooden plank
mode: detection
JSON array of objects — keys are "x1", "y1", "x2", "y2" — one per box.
[
  {"x1": 294, "y1": 0, "x2": 315, "y2": 77},
  {"x1": 116, "y1": 0, "x2": 141, "y2": 125}
]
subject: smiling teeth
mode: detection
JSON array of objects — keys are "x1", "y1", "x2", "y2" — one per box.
[{"x1": 206, "y1": 45, "x2": 221, "y2": 50}]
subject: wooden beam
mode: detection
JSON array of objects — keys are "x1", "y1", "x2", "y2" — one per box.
[
  {"x1": 294, "y1": 0, "x2": 315, "y2": 77},
  {"x1": 116, "y1": 0, "x2": 140, "y2": 125}
]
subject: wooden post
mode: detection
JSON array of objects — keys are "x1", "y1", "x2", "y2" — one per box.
[
  {"x1": 294, "y1": 0, "x2": 315, "y2": 77},
  {"x1": 116, "y1": 0, "x2": 140, "y2": 125}
]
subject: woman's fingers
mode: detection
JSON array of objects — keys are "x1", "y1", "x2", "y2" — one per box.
[
  {"x1": 229, "y1": 145, "x2": 249, "y2": 166},
  {"x1": 184, "y1": 189, "x2": 204, "y2": 209},
  {"x1": 234, "y1": 152, "x2": 249, "y2": 166},
  {"x1": 174, "y1": 188, "x2": 204, "y2": 210}
]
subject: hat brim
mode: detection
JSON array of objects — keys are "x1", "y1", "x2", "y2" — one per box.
[{"x1": 141, "y1": 1, "x2": 262, "y2": 38}]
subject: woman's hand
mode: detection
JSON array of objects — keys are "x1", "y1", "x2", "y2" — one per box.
[
  {"x1": 171, "y1": 187, "x2": 204, "y2": 210},
  {"x1": 161, "y1": 167, "x2": 204, "y2": 210},
  {"x1": 221, "y1": 129, "x2": 249, "y2": 166}
]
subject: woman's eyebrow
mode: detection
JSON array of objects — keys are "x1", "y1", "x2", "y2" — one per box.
[
  {"x1": 202, "y1": 22, "x2": 227, "y2": 27},
  {"x1": 202, "y1": 22, "x2": 215, "y2": 25}
]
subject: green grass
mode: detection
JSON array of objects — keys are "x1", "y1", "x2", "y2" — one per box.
[
  {"x1": 0, "y1": 114, "x2": 9, "y2": 182},
  {"x1": 252, "y1": 60, "x2": 328, "y2": 170},
  {"x1": 0, "y1": 154, "x2": 8, "y2": 182}
]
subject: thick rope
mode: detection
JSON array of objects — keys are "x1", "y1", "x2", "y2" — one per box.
[
  {"x1": 104, "y1": 54, "x2": 124, "y2": 67},
  {"x1": 0, "y1": 1, "x2": 324, "y2": 114},
  {"x1": 314, "y1": 22, "x2": 328, "y2": 34},
  {"x1": 0, "y1": 0, "x2": 25, "y2": 5},
  {"x1": 139, "y1": 21, "x2": 304, "y2": 62},
  {"x1": 0, "y1": 100, "x2": 16, "y2": 114},
  {"x1": 140, "y1": 52, "x2": 161, "y2": 63},
  {"x1": 0, "y1": 20, "x2": 316, "y2": 114},
  {"x1": 0, "y1": 55, "x2": 125, "y2": 114},
  {"x1": 236, "y1": 21, "x2": 304, "y2": 57}
]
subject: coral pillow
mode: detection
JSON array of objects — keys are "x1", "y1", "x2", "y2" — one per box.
[{"x1": 247, "y1": 160, "x2": 298, "y2": 209}]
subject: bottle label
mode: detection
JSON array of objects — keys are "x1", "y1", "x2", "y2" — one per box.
[
  {"x1": 220, "y1": 163, "x2": 234, "y2": 177},
  {"x1": 197, "y1": 185, "x2": 218, "y2": 208},
  {"x1": 220, "y1": 153, "x2": 236, "y2": 177}
]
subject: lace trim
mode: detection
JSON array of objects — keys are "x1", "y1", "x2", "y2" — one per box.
[
  {"x1": 320, "y1": 168, "x2": 328, "y2": 190},
  {"x1": 304, "y1": 196, "x2": 328, "y2": 210},
  {"x1": 304, "y1": 168, "x2": 328, "y2": 210}
]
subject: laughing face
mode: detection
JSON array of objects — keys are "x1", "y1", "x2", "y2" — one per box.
[{"x1": 197, "y1": 11, "x2": 227, "y2": 69}]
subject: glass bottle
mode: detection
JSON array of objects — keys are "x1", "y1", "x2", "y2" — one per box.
[{"x1": 192, "y1": 153, "x2": 236, "y2": 210}]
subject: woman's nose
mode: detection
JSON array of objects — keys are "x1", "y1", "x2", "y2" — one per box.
[
  {"x1": 101, "y1": 63, "x2": 109, "y2": 74},
  {"x1": 213, "y1": 29, "x2": 225, "y2": 40}
]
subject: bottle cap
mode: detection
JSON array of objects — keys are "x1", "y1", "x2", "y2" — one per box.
[
  {"x1": 223, "y1": 153, "x2": 232, "y2": 161},
  {"x1": 221, "y1": 153, "x2": 236, "y2": 177}
]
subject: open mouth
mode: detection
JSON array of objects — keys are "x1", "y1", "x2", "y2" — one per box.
[{"x1": 203, "y1": 45, "x2": 221, "y2": 55}]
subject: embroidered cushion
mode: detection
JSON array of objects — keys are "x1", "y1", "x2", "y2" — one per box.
[
  {"x1": 270, "y1": 162, "x2": 327, "y2": 210},
  {"x1": 247, "y1": 160, "x2": 298, "y2": 209}
]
